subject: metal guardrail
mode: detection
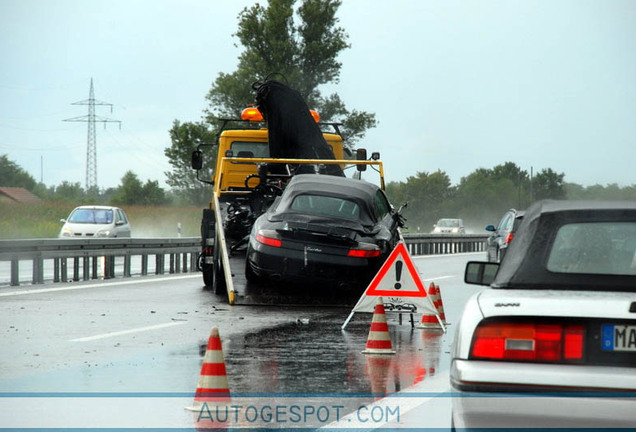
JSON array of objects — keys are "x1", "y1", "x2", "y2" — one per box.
[
  {"x1": 403, "y1": 233, "x2": 489, "y2": 256},
  {"x1": 0, "y1": 234, "x2": 487, "y2": 287},
  {"x1": 0, "y1": 237, "x2": 200, "y2": 287}
]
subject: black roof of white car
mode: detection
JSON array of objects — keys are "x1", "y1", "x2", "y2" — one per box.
[{"x1": 492, "y1": 199, "x2": 636, "y2": 292}]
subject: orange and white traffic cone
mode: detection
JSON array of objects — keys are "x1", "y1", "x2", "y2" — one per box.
[
  {"x1": 186, "y1": 326, "x2": 231, "y2": 413},
  {"x1": 416, "y1": 283, "x2": 443, "y2": 329},
  {"x1": 434, "y1": 283, "x2": 449, "y2": 325},
  {"x1": 362, "y1": 297, "x2": 396, "y2": 354}
]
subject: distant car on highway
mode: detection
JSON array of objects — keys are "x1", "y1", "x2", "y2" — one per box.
[
  {"x1": 431, "y1": 218, "x2": 465, "y2": 234},
  {"x1": 245, "y1": 174, "x2": 404, "y2": 289},
  {"x1": 451, "y1": 200, "x2": 636, "y2": 428},
  {"x1": 59, "y1": 205, "x2": 131, "y2": 238},
  {"x1": 485, "y1": 208, "x2": 525, "y2": 262}
]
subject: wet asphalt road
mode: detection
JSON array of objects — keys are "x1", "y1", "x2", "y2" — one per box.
[{"x1": 0, "y1": 252, "x2": 485, "y2": 429}]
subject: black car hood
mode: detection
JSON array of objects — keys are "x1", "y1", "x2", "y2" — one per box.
[{"x1": 492, "y1": 200, "x2": 636, "y2": 292}]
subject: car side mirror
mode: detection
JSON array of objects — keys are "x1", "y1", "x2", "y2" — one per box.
[
  {"x1": 115, "y1": 221, "x2": 125, "y2": 226},
  {"x1": 465, "y1": 261, "x2": 499, "y2": 286},
  {"x1": 60, "y1": 219, "x2": 66, "y2": 224},
  {"x1": 191, "y1": 150, "x2": 203, "y2": 170},
  {"x1": 485, "y1": 225, "x2": 496, "y2": 232}
]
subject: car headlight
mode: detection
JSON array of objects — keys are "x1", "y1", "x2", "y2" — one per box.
[
  {"x1": 451, "y1": 228, "x2": 459, "y2": 233},
  {"x1": 61, "y1": 229, "x2": 73, "y2": 237},
  {"x1": 95, "y1": 230, "x2": 112, "y2": 237}
]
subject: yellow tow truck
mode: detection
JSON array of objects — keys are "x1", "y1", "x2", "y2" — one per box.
[{"x1": 191, "y1": 81, "x2": 384, "y2": 304}]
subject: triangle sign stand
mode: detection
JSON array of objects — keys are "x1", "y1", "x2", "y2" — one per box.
[{"x1": 342, "y1": 242, "x2": 444, "y2": 331}]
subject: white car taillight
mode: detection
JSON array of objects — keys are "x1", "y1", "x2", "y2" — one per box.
[{"x1": 470, "y1": 321, "x2": 585, "y2": 363}]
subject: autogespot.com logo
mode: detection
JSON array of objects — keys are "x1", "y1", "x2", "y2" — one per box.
[{"x1": 194, "y1": 400, "x2": 400, "y2": 428}]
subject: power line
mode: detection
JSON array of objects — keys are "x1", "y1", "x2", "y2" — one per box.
[{"x1": 63, "y1": 78, "x2": 121, "y2": 190}]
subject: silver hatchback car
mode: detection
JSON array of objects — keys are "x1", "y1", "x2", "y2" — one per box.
[{"x1": 59, "y1": 205, "x2": 132, "y2": 238}]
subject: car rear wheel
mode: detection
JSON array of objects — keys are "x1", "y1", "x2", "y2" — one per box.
[{"x1": 244, "y1": 247, "x2": 261, "y2": 283}]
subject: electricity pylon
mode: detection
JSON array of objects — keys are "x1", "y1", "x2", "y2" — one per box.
[{"x1": 64, "y1": 78, "x2": 121, "y2": 190}]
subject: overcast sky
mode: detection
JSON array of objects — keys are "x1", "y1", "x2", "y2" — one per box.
[{"x1": 1, "y1": 0, "x2": 635, "y2": 190}]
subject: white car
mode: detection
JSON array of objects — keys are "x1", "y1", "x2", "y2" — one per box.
[
  {"x1": 451, "y1": 200, "x2": 636, "y2": 428},
  {"x1": 431, "y1": 218, "x2": 465, "y2": 234},
  {"x1": 59, "y1": 205, "x2": 132, "y2": 238}
]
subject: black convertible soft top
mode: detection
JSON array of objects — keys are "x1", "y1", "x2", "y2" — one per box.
[
  {"x1": 492, "y1": 199, "x2": 636, "y2": 291},
  {"x1": 268, "y1": 174, "x2": 381, "y2": 227}
]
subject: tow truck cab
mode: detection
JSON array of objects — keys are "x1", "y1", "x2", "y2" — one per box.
[{"x1": 213, "y1": 128, "x2": 346, "y2": 192}]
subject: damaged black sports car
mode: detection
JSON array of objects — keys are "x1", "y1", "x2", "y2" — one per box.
[{"x1": 245, "y1": 174, "x2": 404, "y2": 289}]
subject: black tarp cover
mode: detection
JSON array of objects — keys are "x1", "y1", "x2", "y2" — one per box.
[{"x1": 254, "y1": 80, "x2": 344, "y2": 177}]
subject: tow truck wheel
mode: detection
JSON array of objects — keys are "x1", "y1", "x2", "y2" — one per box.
[{"x1": 202, "y1": 264, "x2": 214, "y2": 287}]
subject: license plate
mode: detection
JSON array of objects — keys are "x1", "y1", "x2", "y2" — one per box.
[{"x1": 602, "y1": 325, "x2": 636, "y2": 352}]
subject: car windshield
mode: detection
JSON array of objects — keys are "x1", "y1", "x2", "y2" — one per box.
[
  {"x1": 547, "y1": 222, "x2": 636, "y2": 276},
  {"x1": 290, "y1": 194, "x2": 361, "y2": 221},
  {"x1": 231, "y1": 141, "x2": 269, "y2": 158},
  {"x1": 68, "y1": 209, "x2": 113, "y2": 224},
  {"x1": 437, "y1": 219, "x2": 459, "y2": 227}
]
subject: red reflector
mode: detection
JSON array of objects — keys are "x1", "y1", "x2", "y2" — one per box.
[
  {"x1": 470, "y1": 322, "x2": 585, "y2": 363},
  {"x1": 564, "y1": 325, "x2": 585, "y2": 360},
  {"x1": 256, "y1": 233, "x2": 282, "y2": 248},
  {"x1": 347, "y1": 249, "x2": 381, "y2": 258}
]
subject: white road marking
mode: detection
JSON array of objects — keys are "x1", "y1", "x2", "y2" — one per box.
[
  {"x1": 323, "y1": 373, "x2": 451, "y2": 429},
  {"x1": 0, "y1": 274, "x2": 200, "y2": 297},
  {"x1": 69, "y1": 321, "x2": 187, "y2": 342},
  {"x1": 413, "y1": 251, "x2": 485, "y2": 259},
  {"x1": 421, "y1": 275, "x2": 455, "y2": 281}
]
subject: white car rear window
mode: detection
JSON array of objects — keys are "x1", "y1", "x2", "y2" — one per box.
[{"x1": 547, "y1": 222, "x2": 636, "y2": 276}]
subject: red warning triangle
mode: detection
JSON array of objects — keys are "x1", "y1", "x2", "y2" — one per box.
[{"x1": 365, "y1": 243, "x2": 428, "y2": 298}]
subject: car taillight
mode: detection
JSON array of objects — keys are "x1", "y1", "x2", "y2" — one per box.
[
  {"x1": 347, "y1": 249, "x2": 381, "y2": 258},
  {"x1": 470, "y1": 322, "x2": 585, "y2": 363},
  {"x1": 505, "y1": 232, "x2": 514, "y2": 243},
  {"x1": 256, "y1": 231, "x2": 282, "y2": 248},
  {"x1": 347, "y1": 242, "x2": 381, "y2": 258}
]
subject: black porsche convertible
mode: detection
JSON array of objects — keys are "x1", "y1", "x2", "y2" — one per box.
[{"x1": 245, "y1": 174, "x2": 404, "y2": 289}]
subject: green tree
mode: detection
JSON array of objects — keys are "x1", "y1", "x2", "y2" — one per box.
[
  {"x1": 386, "y1": 170, "x2": 453, "y2": 231},
  {"x1": 0, "y1": 155, "x2": 37, "y2": 190},
  {"x1": 454, "y1": 169, "x2": 519, "y2": 226},
  {"x1": 532, "y1": 168, "x2": 565, "y2": 200},
  {"x1": 111, "y1": 171, "x2": 143, "y2": 205},
  {"x1": 165, "y1": 0, "x2": 377, "y2": 198},
  {"x1": 142, "y1": 180, "x2": 170, "y2": 206},
  {"x1": 564, "y1": 182, "x2": 636, "y2": 200},
  {"x1": 164, "y1": 120, "x2": 216, "y2": 205},
  {"x1": 54, "y1": 181, "x2": 85, "y2": 202},
  {"x1": 112, "y1": 171, "x2": 170, "y2": 206}
]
